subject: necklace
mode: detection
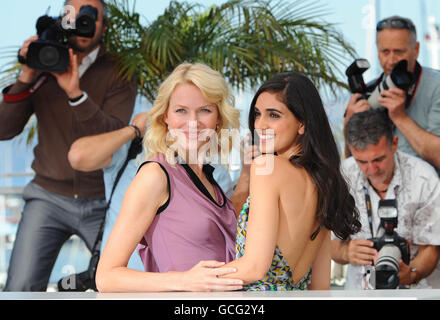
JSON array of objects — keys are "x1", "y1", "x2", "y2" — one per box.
[
  {"x1": 367, "y1": 179, "x2": 388, "y2": 194},
  {"x1": 371, "y1": 184, "x2": 388, "y2": 194}
]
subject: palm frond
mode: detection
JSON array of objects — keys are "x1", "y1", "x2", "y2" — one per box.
[{"x1": 0, "y1": 0, "x2": 357, "y2": 144}]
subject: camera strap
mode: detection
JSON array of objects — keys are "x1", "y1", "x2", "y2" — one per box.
[
  {"x1": 363, "y1": 186, "x2": 375, "y2": 237},
  {"x1": 90, "y1": 137, "x2": 144, "y2": 255},
  {"x1": 2, "y1": 73, "x2": 50, "y2": 103},
  {"x1": 406, "y1": 62, "x2": 422, "y2": 107}
]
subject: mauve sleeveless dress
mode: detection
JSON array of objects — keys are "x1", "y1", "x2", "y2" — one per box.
[{"x1": 136, "y1": 153, "x2": 237, "y2": 272}]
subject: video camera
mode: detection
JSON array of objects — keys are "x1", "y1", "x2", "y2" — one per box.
[
  {"x1": 345, "y1": 58, "x2": 413, "y2": 109},
  {"x1": 24, "y1": 5, "x2": 98, "y2": 73},
  {"x1": 368, "y1": 199, "x2": 410, "y2": 289}
]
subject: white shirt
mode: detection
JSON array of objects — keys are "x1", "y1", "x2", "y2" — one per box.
[
  {"x1": 78, "y1": 46, "x2": 100, "y2": 78},
  {"x1": 338, "y1": 151, "x2": 440, "y2": 289},
  {"x1": 68, "y1": 46, "x2": 100, "y2": 107}
]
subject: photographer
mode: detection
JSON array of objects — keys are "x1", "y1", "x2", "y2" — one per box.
[
  {"x1": 0, "y1": 0, "x2": 136, "y2": 291},
  {"x1": 344, "y1": 16, "x2": 440, "y2": 176},
  {"x1": 332, "y1": 109, "x2": 440, "y2": 289}
]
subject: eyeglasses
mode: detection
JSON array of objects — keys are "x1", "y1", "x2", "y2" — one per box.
[{"x1": 376, "y1": 17, "x2": 416, "y2": 33}]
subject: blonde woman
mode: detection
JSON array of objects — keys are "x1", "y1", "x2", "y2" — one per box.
[{"x1": 96, "y1": 62, "x2": 243, "y2": 292}]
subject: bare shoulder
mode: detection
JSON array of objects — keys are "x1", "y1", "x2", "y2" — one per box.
[
  {"x1": 137, "y1": 161, "x2": 166, "y2": 176},
  {"x1": 251, "y1": 153, "x2": 289, "y2": 173},
  {"x1": 250, "y1": 155, "x2": 309, "y2": 201},
  {"x1": 120, "y1": 161, "x2": 170, "y2": 217},
  {"x1": 132, "y1": 161, "x2": 168, "y2": 194},
  {"x1": 251, "y1": 154, "x2": 307, "y2": 186}
]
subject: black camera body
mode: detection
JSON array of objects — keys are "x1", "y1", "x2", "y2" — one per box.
[
  {"x1": 26, "y1": 5, "x2": 98, "y2": 73},
  {"x1": 345, "y1": 58, "x2": 413, "y2": 109},
  {"x1": 57, "y1": 245, "x2": 99, "y2": 292},
  {"x1": 368, "y1": 199, "x2": 410, "y2": 289},
  {"x1": 345, "y1": 58, "x2": 371, "y2": 99}
]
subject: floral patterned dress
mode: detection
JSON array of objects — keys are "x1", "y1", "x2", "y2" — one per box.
[{"x1": 236, "y1": 197, "x2": 311, "y2": 291}]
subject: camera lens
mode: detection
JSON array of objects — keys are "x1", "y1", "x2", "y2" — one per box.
[
  {"x1": 74, "y1": 5, "x2": 98, "y2": 37},
  {"x1": 375, "y1": 244, "x2": 401, "y2": 289},
  {"x1": 376, "y1": 268, "x2": 399, "y2": 288},
  {"x1": 393, "y1": 73, "x2": 412, "y2": 89},
  {"x1": 78, "y1": 17, "x2": 91, "y2": 28},
  {"x1": 38, "y1": 45, "x2": 60, "y2": 67}
]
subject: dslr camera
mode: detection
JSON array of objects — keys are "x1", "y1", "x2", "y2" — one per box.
[
  {"x1": 57, "y1": 243, "x2": 100, "y2": 292},
  {"x1": 24, "y1": 5, "x2": 98, "y2": 73},
  {"x1": 345, "y1": 58, "x2": 413, "y2": 109},
  {"x1": 368, "y1": 199, "x2": 410, "y2": 289}
]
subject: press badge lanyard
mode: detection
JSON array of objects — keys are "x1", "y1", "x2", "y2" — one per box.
[
  {"x1": 363, "y1": 186, "x2": 376, "y2": 237},
  {"x1": 406, "y1": 62, "x2": 422, "y2": 107}
]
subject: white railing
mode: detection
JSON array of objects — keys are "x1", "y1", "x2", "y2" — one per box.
[
  {"x1": 0, "y1": 174, "x2": 92, "y2": 291},
  {"x1": 0, "y1": 185, "x2": 26, "y2": 289},
  {"x1": 0, "y1": 174, "x2": 346, "y2": 290}
]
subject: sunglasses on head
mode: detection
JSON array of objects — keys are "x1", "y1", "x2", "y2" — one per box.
[{"x1": 376, "y1": 18, "x2": 416, "y2": 32}]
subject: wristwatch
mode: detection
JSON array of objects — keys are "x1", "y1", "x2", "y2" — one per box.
[
  {"x1": 410, "y1": 267, "x2": 420, "y2": 285},
  {"x1": 68, "y1": 91, "x2": 88, "y2": 106}
]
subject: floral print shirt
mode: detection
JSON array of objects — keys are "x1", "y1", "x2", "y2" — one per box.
[{"x1": 339, "y1": 151, "x2": 440, "y2": 289}]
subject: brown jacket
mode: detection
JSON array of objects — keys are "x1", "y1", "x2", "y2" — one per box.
[{"x1": 0, "y1": 46, "x2": 137, "y2": 198}]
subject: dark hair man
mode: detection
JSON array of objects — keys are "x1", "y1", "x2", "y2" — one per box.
[
  {"x1": 344, "y1": 16, "x2": 440, "y2": 176},
  {"x1": 333, "y1": 109, "x2": 440, "y2": 289},
  {"x1": 0, "y1": 0, "x2": 136, "y2": 291}
]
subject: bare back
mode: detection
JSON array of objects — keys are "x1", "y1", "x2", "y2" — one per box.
[
  {"x1": 229, "y1": 154, "x2": 331, "y2": 290},
  {"x1": 272, "y1": 156, "x2": 329, "y2": 283}
]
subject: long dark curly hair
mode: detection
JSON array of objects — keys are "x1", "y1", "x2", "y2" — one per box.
[{"x1": 248, "y1": 72, "x2": 361, "y2": 239}]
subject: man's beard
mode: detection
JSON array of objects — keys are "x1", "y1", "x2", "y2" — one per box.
[{"x1": 68, "y1": 33, "x2": 102, "y2": 53}]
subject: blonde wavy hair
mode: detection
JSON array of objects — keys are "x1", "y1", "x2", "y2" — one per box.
[{"x1": 144, "y1": 62, "x2": 240, "y2": 165}]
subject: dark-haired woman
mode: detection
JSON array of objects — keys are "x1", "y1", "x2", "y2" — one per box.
[{"x1": 221, "y1": 72, "x2": 361, "y2": 290}]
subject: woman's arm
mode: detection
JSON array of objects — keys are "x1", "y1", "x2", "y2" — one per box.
[
  {"x1": 96, "y1": 162, "x2": 242, "y2": 292},
  {"x1": 68, "y1": 112, "x2": 147, "y2": 171},
  {"x1": 230, "y1": 168, "x2": 250, "y2": 218},
  {"x1": 309, "y1": 232, "x2": 331, "y2": 290},
  {"x1": 230, "y1": 138, "x2": 260, "y2": 217},
  {"x1": 221, "y1": 155, "x2": 282, "y2": 284}
]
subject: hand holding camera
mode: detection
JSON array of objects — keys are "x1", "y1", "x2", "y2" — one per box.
[
  {"x1": 22, "y1": 5, "x2": 98, "y2": 73},
  {"x1": 367, "y1": 199, "x2": 410, "y2": 289},
  {"x1": 377, "y1": 86, "x2": 407, "y2": 122},
  {"x1": 397, "y1": 258, "x2": 416, "y2": 285},
  {"x1": 16, "y1": 5, "x2": 99, "y2": 99},
  {"x1": 17, "y1": 36, "x2": 40, "y2": 84},
  {"x1": 51, "y1": 48, "x2": 82, "y2": 99},
  {"x1": 345, "y1": 93, "x2": 370, "y2": 122},
  {"x1": 344, "y1": 238, "x2": 377, "y2": 266},
  {"x1": 345, "y1": 58, "x2": 413, "y2": 121}
]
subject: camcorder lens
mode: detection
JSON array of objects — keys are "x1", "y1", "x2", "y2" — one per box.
[
  {"x1": 39, "y1": 45, "x2": 60, "y2": 67},
  {"x1": 394, "y1": 74, "x2": 412, "y2": 88},
  {"x1": 74, "y1": 5, "x2": 98, "y2": 37},
  {"x1": 80, "y1": 19, "x2": 90, "y2": 27}
]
